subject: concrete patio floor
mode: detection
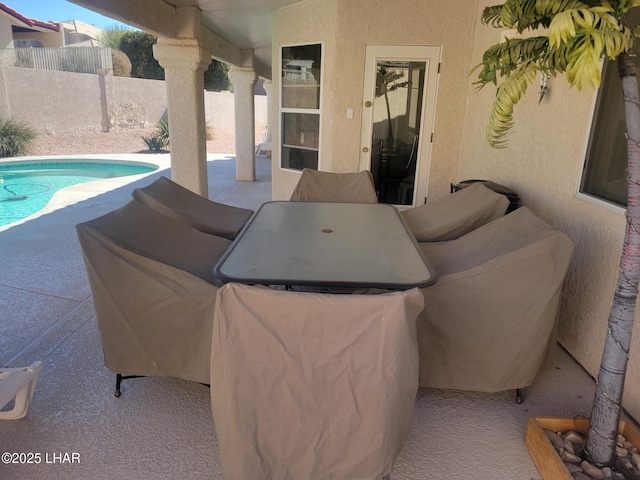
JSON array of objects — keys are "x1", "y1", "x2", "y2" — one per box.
[{"x1": 0, "y1": 152, "x2": 609, "y2": 479}]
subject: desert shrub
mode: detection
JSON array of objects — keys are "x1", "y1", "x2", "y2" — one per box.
[
  {"x1": 100, "y1": 26, "x2": 130, "y2": 50},
  {"x1": 204, "y1": 61, "x2": 231, "y2": 91},
  {"x1": 120, "y1": 31, "x2": 164, "y2": 80},
  {"x1": 0, "y1": 117, "x2": 37, "y2": 157},
  {"x1": 142, "y1": 134, "x2": 168, "y2": 151},
  {"x1": 156, "y1": 119, "x2": 169, "y2": 143},
  {"x1": 111, "y1": 49, "x2": 132, "y2": 77},
  {"x1": 142, "y1": 119, "x2": 170, "y2": 151}
]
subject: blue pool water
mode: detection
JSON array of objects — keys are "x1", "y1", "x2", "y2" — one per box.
[{"x1": 0, "y1": 161, "x2": 158, "y2": 227}]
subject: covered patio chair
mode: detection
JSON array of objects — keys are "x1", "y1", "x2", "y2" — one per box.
[
  {"x1": 210, "y1": 283, "x2": 424, "y2": 480},
  {"x1": 132, "y1": 176, "x2": 254, "y2": 240},
  {"x1": 401, "y1": 182, "x2": 510, "y2": 242},
  {"x1": 289, "y1": 168, "x2": 379, "y2": 203},
  {"x1": 417, "y1": 207, "x2": 574, "y2": 397},
  {"x1": 76, "y1": 200, "x2": 231, "y2": 396}
]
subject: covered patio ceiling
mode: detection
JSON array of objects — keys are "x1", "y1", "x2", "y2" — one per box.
[{"x1": 68, "y1": 0, "x2": 303, "y2": 78}]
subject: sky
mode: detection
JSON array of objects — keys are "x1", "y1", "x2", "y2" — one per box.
[{"x1": 6, "y1": 0, "x2": 133, "y2": 29}]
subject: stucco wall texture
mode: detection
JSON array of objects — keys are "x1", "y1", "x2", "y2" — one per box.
[
  {"x1": 274, "y1": 0, "x2": 640, "y2": 420},
  {"x1": 0, "y1": 66, "x2": 266, "y2": 136},
  {"x1": 459, "y1": 1, "x2": 640, "y2": 417},
  {"x1": 272, "y1": 0, "x2": 477, "y2": 202}
]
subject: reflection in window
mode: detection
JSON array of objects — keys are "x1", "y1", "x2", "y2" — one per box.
[
  {"x1": 581, "y1": 58, "x2": 629, "y2": 207},
  {"x1": 280, "y1": 43, "x2": 322, "y2": 171}
]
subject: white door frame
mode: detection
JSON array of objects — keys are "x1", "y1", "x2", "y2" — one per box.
[{"x1": 359, "y1": 45, "x2": 441, "y2": 206}]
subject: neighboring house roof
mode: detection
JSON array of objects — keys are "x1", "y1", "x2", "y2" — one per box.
[
  {"x1": 60, "y1": 20, "x2": 103, "y2": 47},
  {"x1": 0, "y1": 2, "x2": 59, "y2": 33}
]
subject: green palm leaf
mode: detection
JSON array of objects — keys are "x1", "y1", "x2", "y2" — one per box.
[
  {"x1": 485, "y1": 62, "x2": 538, "y2": 148},
  {"x1": 478, "y1": 0, "x2": 640, "y2": 147}
]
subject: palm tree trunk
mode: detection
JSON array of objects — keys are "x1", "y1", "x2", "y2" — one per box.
[{"x1": 586, "y1": 51, "x2": 640, "y2": 467}]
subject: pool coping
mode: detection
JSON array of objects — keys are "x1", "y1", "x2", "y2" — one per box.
[{"x1": 0, "y1": 153, "x2": 171, "y2": 231}]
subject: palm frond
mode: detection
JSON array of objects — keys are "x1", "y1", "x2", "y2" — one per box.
[
  {"x1": 473, "y1": 36, "x2": 550, "y2": 88},
  {"x1": 478, "y1": 0, "x2": 640, "y2": 148},
  {"x1": 486, "y1": 61, "x2": 539, "y2": 148},
  {"x1": 481, "y1": 5, "x2": 506, "y2": 28}
]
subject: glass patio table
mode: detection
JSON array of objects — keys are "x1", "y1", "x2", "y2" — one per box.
[{"x1": 213, "y1": 201, "x2": 437, "y2": 290}]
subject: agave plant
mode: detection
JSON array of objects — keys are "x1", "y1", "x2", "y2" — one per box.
[
  {"x1": 141, "y1": 134, "x2": 168, "y2": 151},
  {"x1": 156, "y1": 119, "x2": 169, "y2": 144},
  {"x1": 141, "y1": 119, "x2": 169, "y2": 151},
  {"x1": 475, "y1": 0, "x2": 640, "y2": 467}
]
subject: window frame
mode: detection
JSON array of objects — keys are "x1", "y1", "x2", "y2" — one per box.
[{"x1": 279, "y1": 41, "x2": 324, "y2": 173}]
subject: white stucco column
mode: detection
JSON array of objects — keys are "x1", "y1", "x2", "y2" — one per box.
[
  {"x1": 229, "y1": 67, "x2": 258, "y2": 181},
  {"x1": 153, "y1": 39, "x2": 212, "y2": 196},
  {"x1": 263, "y1": 80, "x2": 273, "y2": 142}
]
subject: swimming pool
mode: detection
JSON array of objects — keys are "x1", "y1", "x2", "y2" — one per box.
[{"x1": 0, "y1": 160, "x2": 158, "y2": 227}]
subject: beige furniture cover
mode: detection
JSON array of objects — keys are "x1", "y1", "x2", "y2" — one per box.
[
  {"x1": 211, "y1": 283, "x2": 424, "y2": 480},
  {"x1": 417, "y1": 207, "x2": 575, "y2": 392},
  {"x1": 290, "y1": 168, "x2": 379, "y2": 203},
  {"x1": 76, "y1": 200, "x2": 231, "y2": 384},
  {"x1": 401, "y1": 182, "x2": 509, "y2": 242},
  {"x1": 132, "y1": 175, "x2": 254, "y2": 240}
]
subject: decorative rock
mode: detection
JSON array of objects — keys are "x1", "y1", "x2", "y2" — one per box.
[
  {"x1": 566, "y1": 431, "x2": 586, "y2": 448},
  {"x1": 545, "y1": 429, "x2": 565, "y2": 450},
  {"x1": 542, "y1": 428, "x2": 640, "y2": 480},
  {"x1": 581, "y1": 460, "x2": 605, "y2": 479},
  {"x1": 616, "y1": 446, "x2": 628, "y2": 458},
  {"x1": 562, "y1": 450, "x2": 582, "y2": 464},
  {"x1": 564, "y1": 462, "x2": 583, "y2": 473},
  {"x1": 572, "y1": 472, "x2": 592, "y2": 480}
]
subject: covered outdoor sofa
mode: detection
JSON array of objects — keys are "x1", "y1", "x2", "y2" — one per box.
[
  {"x1": 401, "y1": 181, "x2": 510, "y2": 242},
  {"x1": 416, "y1": 206, "x2": 575, "y2": 394},
  {"x1": 76, "y1": 200, "x2": 231, "y2": 395},
  {"x1": 132, "y1": 175, "x2": 254, "y2": 240}
]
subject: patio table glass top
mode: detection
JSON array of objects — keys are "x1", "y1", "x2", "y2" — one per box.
[{"x1": 213, "y1": 201, "x2": 437, "y2": 290}]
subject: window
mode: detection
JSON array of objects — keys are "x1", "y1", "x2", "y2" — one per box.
[
  {"x1": 280, "y1": 43, "x2": 322, "y2": 171},
  {"x1": 580, "y1": 9, "x2": 640, "y2": 208},
  {"x1": 580, "y1": 58, "x2": 629, "y2": 207}
]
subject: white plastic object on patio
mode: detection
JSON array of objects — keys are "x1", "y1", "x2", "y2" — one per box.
[{"x1": 0, "y1": 361, "x2": 44, "y2": 420}]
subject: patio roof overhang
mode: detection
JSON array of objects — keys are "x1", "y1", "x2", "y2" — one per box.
[
  {"x1": 67, "y1": 0, "x2": 286, "y2": 197},
  {"x1": 68, "y1": 0, "x2": 304, "y2": 79}
]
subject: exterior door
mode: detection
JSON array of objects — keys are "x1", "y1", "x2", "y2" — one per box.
[{"x1": 359, "y1": 45, "x2": 440, "y2": 206}]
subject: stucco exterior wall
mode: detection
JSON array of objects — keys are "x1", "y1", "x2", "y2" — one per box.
[
  {"x1": 12, "y1": 31, "x2": 62, "y2": 48},
  {"x1": 0, "y1": 66, "x2": 266, "y2": 137},
  {"x1": 0, "y1": 15, "x2": 13, "y2": 48},
  {"x1": 272, "y1": 0, "x2": 339, "y2": 200},
  {"x1": 0, "y1": 67, "x2": 105, "y2": 132},
  {"x1": 458, "y1": 1, "x2": 640, "y2": 418},
  {"x1": 271, "y1": 0, "x2": 477, "y2": 201}
]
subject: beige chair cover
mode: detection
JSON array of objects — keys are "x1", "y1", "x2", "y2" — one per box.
[
  {"x1": 290, "y1": 168, "x2": 379, "y2": 203},
  {"x1": 417, "y1": 207, "x2": 575, "y2": 392},
  {"x1": 76, "y1": 200, "x2": 231, "y2": 384},
  {"x1": 132, "y1": 176, "x2": 254, "y2": 240},
  {"x1": 401, "y1": 182, "x2": 509, "y2": 242},
  {"x1": 211, "y1": 283, "x2": 424, "y2": 480}
]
